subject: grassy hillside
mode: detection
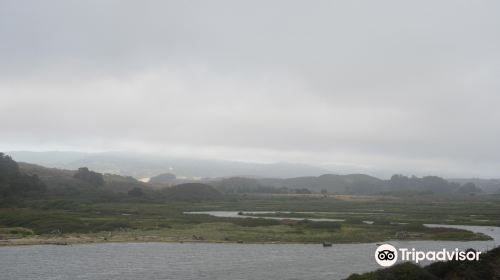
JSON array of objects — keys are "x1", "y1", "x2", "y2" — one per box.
[{"x1": 19, "y1": 162, "x2": 147, "y2": 193}]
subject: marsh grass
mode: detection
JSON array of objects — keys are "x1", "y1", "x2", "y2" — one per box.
[{"x1": 0, "y1": 193, "x2": 497, "y2": 244}]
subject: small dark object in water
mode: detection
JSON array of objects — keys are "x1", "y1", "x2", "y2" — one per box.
[
  {"x1": 237, "y1": 240, "x2": 244, "y2": 243},
  {"x1": 54, "y1": 242, "x2": 69, "y2": 246},
  {"x1": 322, "y1": 242, "x2": 332, "y2": 247},
  {"x1": 238, "y1": 211, "x2": 243, "y2": 215}
]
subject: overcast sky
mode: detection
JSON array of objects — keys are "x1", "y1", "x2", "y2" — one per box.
[{"x1": 1, "y1": 0, "x2": 499, "y2": 178}]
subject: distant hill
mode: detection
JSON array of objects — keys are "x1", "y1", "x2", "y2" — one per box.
[
  {"x1": 387, "y1": 175, "x2": 460, "y2": 194},
  {"x1": 160, "y1": 183, "x2": 222, "y2": 201},
  {"x1": 448, "y1": 178, "x2": 500, "y2": 193},
  {"x1": 12, "y1": 159, "x2": 221, "y2": 201},
  {"x1": 7, "y1": 151, "x2": 494, "y2": 195},
  {"x1": 8, "y1": 151, "x2": 330, "y2": 179},
  {"x1": 18, "y1": 162, "x2": 147, "y2": 193},
  {"x1": 456, "y1": 182, "x2": 483, "y2": 193},
  {"x1": 210, "y1": 174, "x2": 484, "y2": 195},
  {"x1": 149, "y1": 173, "x2": 176, "y2": 185},
  {"x1": 259, "y1": 174, "x2": 388, "y2": 194},
  {"x1": 7, "y1": 151, "x2": 92, "y2": 167},
  {"x1": 210, "y1": 177, "x2": 286, "y2": 194}
]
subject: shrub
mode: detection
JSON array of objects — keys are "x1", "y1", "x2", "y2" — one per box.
[
  {"x1": 231, "y1": 218, "x2": 281, "y2": 227},
  {"x1": 299, "y1": 220, "x2": 341, "y2": 232}
]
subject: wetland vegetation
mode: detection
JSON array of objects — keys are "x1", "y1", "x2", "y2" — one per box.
[
  {"x1": 1, "y1": 152, "x2": 499, "y2": 245},
  {"x1": 1, "y1": 193, "x2": 497, "y2": 245}
]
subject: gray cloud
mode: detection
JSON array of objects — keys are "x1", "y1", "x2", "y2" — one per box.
[{"x1": 1, "y1": 0, "x2": 500, "y2": 177}]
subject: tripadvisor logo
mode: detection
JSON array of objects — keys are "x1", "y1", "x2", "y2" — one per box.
[
  {"x1": 375, "y1": 244, "x2": 398, "y2": 267},
  {"x1": 374, "y1": 244, "x2": 481, "y2": 267}
]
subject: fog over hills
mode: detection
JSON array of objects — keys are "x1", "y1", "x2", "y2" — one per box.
[
  {"x1": 7, "y1": 151, "x2": 500, "y2": 195},
  {"x1": 2, "y1": 1, "x2": 500, "y2": 179},
  {"x1": 8, "y1": 151, "x2": 329, "y2": 179},
  {"x1": 8, "y1": 153, "x2": 492, "y2": 194},
  {"x1": 448, "y1": 178, "x2": 500, "y2": 194}
]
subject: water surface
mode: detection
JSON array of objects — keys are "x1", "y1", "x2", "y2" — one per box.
[
  {"x1": 1, "y1": 237, "x2": 498, "y2": 280},
  {"x1": 1, "y1": 212, "x2": 499, "y2": 280}
]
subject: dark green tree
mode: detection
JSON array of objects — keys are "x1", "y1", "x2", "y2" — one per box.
[
  {"x1": 73, "y1": 167, "x2": 104, "y2": 186},
  {"x1": 0, "y1": 153, "x2": 46, "y2": 197},
  {"x1": 128, "y1": 187, "x2": 144, "y2": 197}
]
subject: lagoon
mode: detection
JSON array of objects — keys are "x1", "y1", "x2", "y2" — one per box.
[{"x1": 1, "y1": 213, "x2": 499, "y2": 280}]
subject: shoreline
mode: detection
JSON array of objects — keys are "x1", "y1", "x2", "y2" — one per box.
[{"x1": 0, "y1": 234, "x2": 493, "y2": 247}]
